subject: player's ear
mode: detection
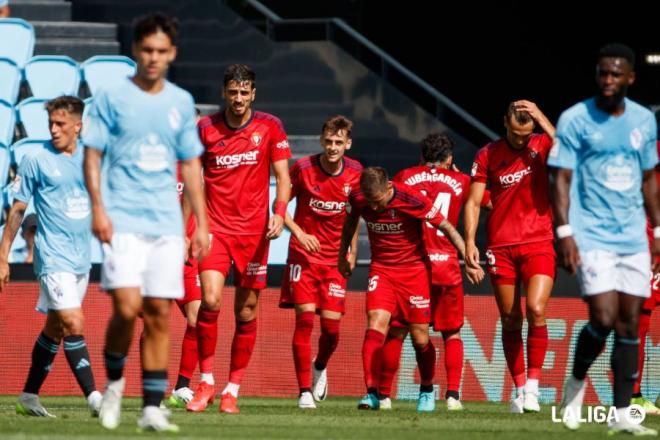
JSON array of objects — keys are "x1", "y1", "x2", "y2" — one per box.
[
  {"x1": 628, "y1": 70, "x2": 636, "y2": 86},
  {"x1": 251, "y1": 86, "x2": 256, "y2": 102},
  {"x1": 345, "y1": 138, "x2": 352, "y2": 150},
  {"x1": 168, "y1": 45, "x2": 177, "y2": 63}
]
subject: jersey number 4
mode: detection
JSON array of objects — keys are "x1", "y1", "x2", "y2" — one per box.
[{"x1": 420, "y1": 190, "x2": 451, "y2": 236}]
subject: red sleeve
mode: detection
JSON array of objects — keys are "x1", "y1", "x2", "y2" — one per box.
[
  {"x1": 398, "y1": 187, "x2": 446, "y2": 225},
  {"x1": 471, "y1": 146, "x2": 489, "y2": 183},
  {"x1": 536, "y1": 133, "x2": 554, "y2": 158},
  {"x1": 268, "y1": 118, "x2": 292, "y2": 163},
  {"x1": 481, "y1": 189, "x2": 491, "y2": 207},
  {"x1": 289, "y1": 161, "x2": 301, "y2": 199}
]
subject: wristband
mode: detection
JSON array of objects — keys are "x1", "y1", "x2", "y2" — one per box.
[
  {"x1": 556, "y1": 224, "x2": 573, "y2": 239},
  {"x1": 274, "y1": 201, "x2": 287, "y2": 218},
  {"x1": 654, "y1": 226, "x2": 660, "y2": 239}
]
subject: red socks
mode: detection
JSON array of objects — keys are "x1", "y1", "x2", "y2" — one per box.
[
  {"x1": 178, "y1": 325, "x2": 199, "y2": 380},
  {"x1": 315, "y1": 317, "x2": 340, "y2": 370},
  {"x1": 196, "y1": 309, "x2": 219, "y2": 374},
  {"x1": 292, "y1": 312, "x2": 314, "y2": 390},
  {"x1": 415, "y1": 341, "x2": 436, "y2": 387},
  {"x1": 527, "y1": 325, "x2": 548, "y2": 380},
  {"x1": 379, "y1": 334, "x2": 403, "y2": 397},
  {"x1": 502, "y1": 328, "x2": 526, "y2": 388},
  {"x1": 362, "y1": 329, "x2": 385, "y2": 389},
  {"x1": 444, "y1": 337, "x2": 463, "y2": 394},
  {"x1": 634, "y1": 311, "x2": 651, "y2": 394},
  {"x1": 228, "y1": 319, "x2": 258, "y2": 384}
]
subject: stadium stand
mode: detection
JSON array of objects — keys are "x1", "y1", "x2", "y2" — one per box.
[
  {"x1": 0, "y1": 17, "x2": 35, "y2": 67},
  {"x1": 10, "y1": 138, "x2": 46, "y2": 167},
  {"x1": 15, "y1": 97, "x2": 49, "y2": 140},
  {"x1": 0, "y1": 57, "x2": 21, "y2": 104},
  {"x1": 0, "y1": 99, "x2": 15, "y2": 146},
  {"x1": 80, "y1": 55, "x2": 136, "y2": 96},
  {"x1": 24, "y1": 55, "x2": 80, "y2": 99}
]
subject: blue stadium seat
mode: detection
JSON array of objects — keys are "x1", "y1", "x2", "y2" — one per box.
[
  {"x1": 0, "y1": 144, "x2": 10, "y2": 188},
  {"x1": 16, "y1": 98, "x2": 49, "y2": 140},
  {"x1": 10, "y1": 138, "x2": 47, "y2": 168},
  {"x1": 0, "y1": 99, "x2": 15, "y2": 146},
  {"x1": 0, "y1": 57, "x2": 21, "y2": 104},
  {"x1": 81, "y1": 55, "x2": 136, "y2": 96},
  {"x1": 0, "y1": 18, "x2": 35, "y2": 68},
  {"x1": 83, "y1": 96, "x2": 93, "y2": 121},
  {"x1": 24, "y1": 55, "x2": 81, "y2": 99}
]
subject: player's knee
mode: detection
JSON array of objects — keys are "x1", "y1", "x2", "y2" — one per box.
[
  {"x1": 60, "y1": 315, "x2": 84, "y2": 335},
  {"x1": 202, "y1": 293, "x2": 222, "y2": 311},
  {"x1": 442, "y1": 330, "x2": 460, "y2": 341},
  {"x1": 614, "y1": 318, "x2": 638, "y2": 338},
  {"x1": 525, "y1": 302, "x2": 546, "y2": 324},
  {"x1": 114, "y1": 301, "x2": 141, "y2": 322},
  {"x1": 500, "y1": 312, "x2": 523, "y2": 330},
  {"x1": 410, "y1": 332, "x2": 429, "y2": 349},
  {"x1": 590, "y1": 309, "x2": 616, "y2": 330},
  {"x1": 186, "y1": 314, "x2": 198, "y2": 327},
  {"x1": 236, "y1": 302, "x2": 257, "y2": 321}
]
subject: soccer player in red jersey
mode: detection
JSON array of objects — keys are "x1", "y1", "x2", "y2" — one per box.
[
  {"x1": 464, "y1": 100, "x2": 555, "y2": 413},
  {"x1": 339, "y1": 167, "x2": 483, "y2": 412},
  {"x1": 375, "y1": 134, "x2": 491, "y2": 411},
  {"x1": 187, "y1": 64, "x2": 292, "y2": 414},
  {"x1": 632, "y1": 141, "x2": 660, "y2": 415},
  {"x1": 166, "y1": 168, "x2": 202, "y2": 408},
  {"x1": 279, "y1": 115, "x2": 362, "y2": 409}
]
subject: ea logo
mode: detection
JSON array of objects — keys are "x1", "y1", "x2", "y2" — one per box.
[{"x1": 625, "y1": 404, "x2": 646, "y2": 425}]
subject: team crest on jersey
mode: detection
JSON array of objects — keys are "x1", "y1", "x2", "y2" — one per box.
[
  {"x1": 630, "y1": 128, "x2": 642, "y2": 150},
  {"x1": 389, "y1": 209, "x2": 397, "y2": 218},
  {"x1": 343, "y1": 183, "x2": 351, "y2": 195},
  {"x1": 251, "y1": 133, "x2": 262, "y2": 146},
  {"x1": 529, "y1": 150, "x2": 537, "y2": 159}
]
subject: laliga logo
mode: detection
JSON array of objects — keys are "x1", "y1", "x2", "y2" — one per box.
[{"x1": 551, "y1": 404, "x2": 645, "y2": 425}]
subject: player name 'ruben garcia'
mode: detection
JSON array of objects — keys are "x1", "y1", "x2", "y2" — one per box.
[{"x1": 403, "y1": 171, "x2": 463, "y2": 196}]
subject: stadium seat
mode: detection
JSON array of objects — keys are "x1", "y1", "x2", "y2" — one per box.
[
  {"x1": 82, "y1": 96, "x2": 93, "y2": 120},
  {"x1": 81, "y1": 55, "x2": 136, "y2": 96},
  {"x1": 0, "y1": 57, "x2": 21, "y2": 105},
  {"x1": 0, "y1": 143, "x2": 10, "y2": 188},
  {"x1": 10, "y1": 138, "x2": 47, "y2": 168},
  {"x1": 24, "y1": 56, "x2": 81, "y2": 99},
  {"x1": 0, "y1": 99, "x2": 15, "y2": 146},
  {"x1": 0, "y1": 18, "x2": 35, "y2": 68},
  {"x1": 16, "y1": 98, "x2": 49, "y2": 140}
]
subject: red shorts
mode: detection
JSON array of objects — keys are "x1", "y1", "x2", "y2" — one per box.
[
  {"x1": 367, "y1": 264, "x2": 431, "y2": 327},
  {"x1": 431, "y1": 283, "x2": 464, "y2": 332},
  {"x1": 198, "y1": 232, "x2": 269, "y2": 289},
  {"x1": 279, "y1": 261, "x2": 347, "y2": 314},
  {"x1": 428, "y1": 251, "x2": 462, "y2": 286},
  {"x1": 486, "y1": 240, "x2": 556, "y2": 286},
  {"x1": 644, "y1": 273, "x2": 660, "y2": 311},
  {"x1": 176, "y1": 258, "x2": 202, "y2": 315}
]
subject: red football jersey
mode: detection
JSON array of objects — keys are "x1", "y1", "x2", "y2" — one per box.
[
  {"x1": 288, "y1": 154, "x2": 363, "y2": 265},
  {"x1": 199, "y1": 110, "x2": 291, "y2": 235},
  {"x1": 349, "y1": 181, "x2": 445, "y2": 268},
  {"x1": 646, "y1": 142, "x2": 660, "y2": 244},
  {"x1": 471, "y1": 133, "x2": 554, "y2": 248},
  {"x1": 176, "y1": 164, "x2": 196, "y2": 238}
]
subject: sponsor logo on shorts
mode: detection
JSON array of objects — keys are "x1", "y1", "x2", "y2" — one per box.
[
  {"x1": 428, "y1": 253, "x2": 450, "y2": 262},
  {"x1": 215, "y1": 150, "x2": 259, "y2": 169},
  {"x1": 309, "y1": 198, "x2": 346, "y2": 213},
  {"x1": 499, "y1": 166, "x2": 532, "y2": 188},
  {"x1": 246, "y1": 262, "x2": 267, "y2": 277},
  {"x1": 366, "y1": 221, "x2": 403, "y2": 234},
  {"x1": 328, "y1": 282, "x2": 345, "y2": 298},
  {"x1": 409, "y1": 295, "x2": 430, "y2": 309}
]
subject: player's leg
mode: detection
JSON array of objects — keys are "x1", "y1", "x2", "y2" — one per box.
[
  {"x1": 521, "y1": 274, "x2": 553, "y2": 413},
  {"x1": 410, "y1": 322, "x2": 436, "y2": 413},
  {"x1": 631, "y1": 281, "x2": 660, "y2": 414},
  {"x1": 293, "y1": 303, "x2": 317, "y2": 409},
  {"x1": 378, "y1": 327, "x2": 407, "y2": 409},
  {"x1": 359, "y1": 308, "x2": 390, "y2": 409},
  {"x1": 16, "y1": 310, "x2": 61, "y2": 418},
  {"x1": 313, "y1": 266, "x2": 345, "y2": 402},
  {"x1": 168, "y1": 298, "x2": 201, "y2": 408}
]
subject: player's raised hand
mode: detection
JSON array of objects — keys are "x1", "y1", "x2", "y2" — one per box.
[
  {"x1": 266, "y1": 214, "x2": 285, "y2": 240},
  {"x1": 558, "y1": 236, "x2": 581, "y2": 275},
  {"x1": 651, "y1": 237, "x2": 660, "y2": 274},
  {"x1": 465, "y1": 264, "x2": 484, "y2": 285},
  {"x1": 465, "y1": 241, "x2": 480, "y2": 269},
  {"x1": 91, "y1": 206, "x2": 113, "y2": 243},
  {"x1": 0, "y1": 259, "x2": 10, "y2": 293},
  {"x1": 513, "y1": 100, "x2": 541, "y2": 120},
  {"x1": 295, "y1": 231, "x2": 321, "y2": 253}
]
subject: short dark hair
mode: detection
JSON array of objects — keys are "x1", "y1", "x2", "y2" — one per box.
[
  {"x1": 421, "y1": 133, "x2": 453, "y2": 163},
  {"x1": 505, "y1": 101, "x2": 533, "y2": 126},
  {"x1": 45, "y1": 96, "x2": 83, "y2": 117},
  {"x1": 133, "y1": 12, "x2": 179, "y2": 45},
  {"x1": 360, "y1": 166, "x2": 389, "y2": 198},
  {"x1": 224, "y1": 64, "x2": 256, "y2": 88},
  {"x1": 598, "y1": 43, "x2": 635, "y2": 67},
  {"x1": 321, "y1": 115, "x2": 353, "y2": 138}
]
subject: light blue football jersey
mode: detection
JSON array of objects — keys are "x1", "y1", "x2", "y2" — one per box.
[
  {"x1": 81, "y1": 77, "x2": 203, "y2": 237},
  {"x1": 548, "y1": 97, "x2": 658, "y2": 254},
  {"x1": 13, "y1": 142, "x2": 91, "y2": 276}
]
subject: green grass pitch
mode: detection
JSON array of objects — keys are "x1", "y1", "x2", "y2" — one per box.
[{"x1": 0, "y1": 396, "x2": 658, "y2": 439}]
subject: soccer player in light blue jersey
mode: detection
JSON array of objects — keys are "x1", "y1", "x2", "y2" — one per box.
[
  {"x1": 549, "y1": 43, "x2": 660, "y2": 435},
  {"x1": 0, "y1": 96, "x2": 102, "y2": 418},
  {"x1": 82, "y1": 13, "x2": 208, "y2": 433}
]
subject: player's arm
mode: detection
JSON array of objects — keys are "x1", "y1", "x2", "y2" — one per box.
[
  {"x1": 181, "y1": 157, "x2": 209, "y2": 260},
  {"x1": 549, "y1": 167, "x2": 580, "y2": 275},
  {"x1": 83, "y1": 147, "x2": 113, "y2": 243},
  {"x1": 464, "y1": 181, "x2": 485, "y2": 268},
  {"x1": 284, "y1": 212, "x2": 320, "y2": 254},
  {"x1": 514, "y1": 100, "x2": 555, "y2": 138},
  {"x1": 338, "y1": 211, "x2": 360, "y2": 279},
  {"x1": 268, "y1": 159, "x2": 291, "y2": 240},
  {"x1": 348, "y1": 222, "x2": 359, "y2": 271},
  {"x1": 642, "y1": 168, "x2": 660, "y2": 273},
  {"x1": 0, "y1": 200, "x2": 28, "y2": 292}
]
